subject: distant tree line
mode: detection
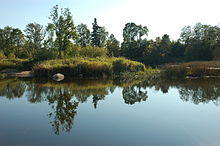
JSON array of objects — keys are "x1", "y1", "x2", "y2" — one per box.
[{"x1": 1, "y1": 5, "x2": 220, "y2": 65}]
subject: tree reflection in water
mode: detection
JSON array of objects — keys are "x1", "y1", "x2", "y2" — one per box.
[
  {"x1": 47, "y1": 88, "x2": 79, "y2": 135},
  {"x1": 141, "y1": 77, "x2": 220, "y2": 106},
  {"x1": 0, "y1": 79, "x2": 26, "y2": 99},
  {"x1": 1, "y1": 77, "x2": 220, "y2": 134},
  {"x1": 122, "y1": 85, "x2": 148, "y2": 105}
]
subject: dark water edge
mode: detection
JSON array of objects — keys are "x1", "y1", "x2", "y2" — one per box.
[{"x1": 0, "y1": 77, "x2": 220, "y2": 146}]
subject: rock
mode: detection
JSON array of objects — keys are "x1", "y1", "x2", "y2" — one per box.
[
  {"x1": 7, "y1": 71, "x2": 34, "y2": 78},
  {"x1": 52, "y1": 73, "x2": 64, "y2": 81}
]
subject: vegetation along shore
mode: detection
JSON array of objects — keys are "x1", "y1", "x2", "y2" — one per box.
[{"x1": 1, "y1": 5, "x2": 220, "y2": 79}]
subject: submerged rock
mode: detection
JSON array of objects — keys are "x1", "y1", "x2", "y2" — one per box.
[{"x1": 52, "y1": 73, "x2": 64, "y2": 81}]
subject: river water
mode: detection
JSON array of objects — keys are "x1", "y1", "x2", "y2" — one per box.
[{"x1": 0, "y1": 78, "x2": 219, "y2": 146}]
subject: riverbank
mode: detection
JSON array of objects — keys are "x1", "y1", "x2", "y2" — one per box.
[
  {"x1": 0, "y1": 57, "x2": 158, "y2": 81},
  {"x1": 33, "y1": 57, "x2": 152, "y2": 78},
  {"x1": 161, "y1": 61, "x2": 220, "y2": 78},
  {"x1": 2, "y1": 59, "x2": 220, "y2": 80}
]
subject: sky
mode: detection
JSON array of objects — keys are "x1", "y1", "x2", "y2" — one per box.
[{"x1": 0, "y1": 0, "x2": 220, "y2": 41}]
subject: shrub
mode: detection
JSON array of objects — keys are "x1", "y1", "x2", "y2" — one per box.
[
  {"x1": 65, "y1": 44, "x2": 81, "y2": 58},
  {"x1": 7, "y1": 53, "x2": 16, "y2": 59},
  {"x1": 112, "y1": 58, "x2": 146, "y2": 75},
  {"x1": 80, "y1": 46, "x2": 108, "y2": 58},
  {"x1": 0, "y1": 52, "x2": 7, "y2": 59},
  {"x1": 34, "y1": 49, "x2": 54, "y2": 61}
]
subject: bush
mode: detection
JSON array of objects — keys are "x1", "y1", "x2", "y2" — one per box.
[
  {"x1": 80, "y1": 46, "x2": 108, "y2": 58},
  {"x1": 7, "y1": 53, "x2": 16, "y2": 59},
  {"x1": 0, "y1": 52, "x2": 7, "y2": 59},
  {"x1": 65, "y1": 44, "x2": 81, "y2": 57},
  {"x1": 112, "y1": 58, "x2": 146, "y2": 75},
  {"x1": 34, "y1": 49, "x2": 54, "y2": 61}
]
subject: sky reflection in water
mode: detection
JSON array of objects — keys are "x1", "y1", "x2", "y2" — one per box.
[{"x1": 0, "y1": 78, "x2": 220, "y2": 146}]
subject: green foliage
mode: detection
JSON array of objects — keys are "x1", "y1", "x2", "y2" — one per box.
[
  {"x1": 25, "y1": 23, "x2": 45, "y2": 50},
  {"x1": 48, "y1": 5, "x2": 77, "y2": 58},
  {"x1": 112, "y1": 58, "x2": 146, "y2": 75},
  {"x1": 123, "y1": 22, "x2": 148, "y2": 42},
  {"x1": 106, "y1": 34, "x2": 120, "y2": 57},
  {"x1": 80, "y1": 46, "x2": 108, "y2": 58},
  {"x1": 170, "y1": 40, "x2": 185, "y2": 58},
  {"x1": 65, "y1": 44, "x2": 81, "y2": 57},
  {"x1": 33, "y1": 49, "x2": 54, "y2": 61},
  {"x1": 0, "y1": 59, "x2": 29, "y2": 70},
  {"x1": 7, "y1": 53, "x2": 16, "y2": 59},
  {"x1": 1, "y1": 5, "x2": 220, "y2": 69},
  {"x1": 0, "y1": 52, "x2": 7, "y2": 59},
  {"x1": 121, "y1": 22, "x2": 149, "y2": 59},
  {"x1": 76, "y1": 23, "x2": 90, "y2": 47},
  {"x1": 180, "y1": 23, "x2": 220, "y2": 61},
  {"x1": 91, "y1": 18, "x2": 108, "y2": 47},
  {"x1": 0, "y1": 26, "x2": 25, "y2": 57}
]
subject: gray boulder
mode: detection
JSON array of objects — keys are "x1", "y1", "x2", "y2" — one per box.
[{"x1": 52, "y1": 73, "x2": 64, "y2": 81}]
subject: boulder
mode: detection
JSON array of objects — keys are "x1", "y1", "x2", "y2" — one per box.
[{"x1": 52, "y1": 73, "x2": 64, "y2": 81}]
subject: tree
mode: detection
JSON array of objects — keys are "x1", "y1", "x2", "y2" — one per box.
[
  {"x1": 48, "y1": 5, "x2": 77, "y2": 58},
  {"x1": 121, "y1": 22, "x2": 148, "y2": 59},
  {"x1": 0, "y1": 26, "x2": 25, "y2": 57},
  {"x1": 99, "y1": 26, "x2": 108, "y2": 47},
  {"x1": 76, "y1": 23, "x2": 90, "y2": 47},
  {"x1": 122, "y1": 22, "x2": 148, "y2": 43},
  {"x1": 91, "y1": 18, "x2": 108, "y2": 47},
  {"x1": 25, "y1": 23, "x2": 45, "y2": 50},
  {"x1": 160, "y1": 34, "x2": 171, "y2": 57},
  {"x1": 170, "y1": 40, "x2": 185, "y2": 58},
  {"x1": 180, "y1": 23, "x2": 220, "y2": 61},
  {"x1": 91, "y1": 18, "x2": 100, "y2": 47},
  {"x1": 106, "y1": 34, "x2": 120, "y2": 57},
  {"x1": 0, "y1": 26, "x2": 14, "y2": 54},
  {"x1": 180, "y1": 26, "x2": 192, "y2": 44},
  {"x1": 25, "y1": 23, "x2": 45, "y2": 59}
]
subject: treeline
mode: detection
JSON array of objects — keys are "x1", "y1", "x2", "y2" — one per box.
[
  {"x1": 121, "y1": 22, "x2": 220, "y2": 65},
  {"x1": 1, "y1": 5, "x2": 220, "y2": 65}
]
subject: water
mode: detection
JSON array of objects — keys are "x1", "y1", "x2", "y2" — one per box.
[{"x1": 0, "y1": 78, "x2": 220, "y2": 146}]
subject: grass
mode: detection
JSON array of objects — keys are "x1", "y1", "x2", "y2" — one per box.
[
  {"x1": 0, "y1": 59, "x2": 29, "y2": 71},
  {"x1": 33, "y1": 57, "x2": 148, "y2": 78},
  {"x1": 161, "y1": 61, "x2": 220, "y2": 78}
]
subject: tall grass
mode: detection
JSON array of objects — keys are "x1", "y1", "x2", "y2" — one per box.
[
  {"x1": 0, "y1": 59, "x2": 29, "y2": 71},
  {"x1": 161, "y1": 61, "x2": 220, "y2": 78},
  {"x1": 33, "y1": 57, "x2": 147, "y2": 78}
]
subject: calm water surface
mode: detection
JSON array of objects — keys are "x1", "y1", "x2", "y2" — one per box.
[{"x1": 0, "y1": 78, "x2": 220, "y2": 146}]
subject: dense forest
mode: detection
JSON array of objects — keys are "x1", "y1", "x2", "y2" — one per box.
[{"x1": 1, "y1": 5, "x2": 220, "y2": 66}]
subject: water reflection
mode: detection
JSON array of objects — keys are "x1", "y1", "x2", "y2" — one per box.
[
  {"x1": 141, "y1": 77, "x2": 220, "y2": 105},
  {"x1": 0, "y1": 79, "x2": 26, "y2": 99},
  {"x1": 47, "y1": 88, "x2": 79, "y2": 135},
  {"x1": 1, "y1": 77, "x2": 220, "y2": 134},
  {"x1": 122, "y1": 86, "x2": 148, "y2": 105}
]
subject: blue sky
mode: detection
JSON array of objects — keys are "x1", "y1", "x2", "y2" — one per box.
[{"x1": 0, "y1": 0, "x2": 220, "y2": 41}]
